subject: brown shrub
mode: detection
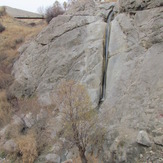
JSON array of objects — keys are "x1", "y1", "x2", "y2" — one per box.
[{"x1": 17, "y1": 133, "x2": 38, "y2": 163}]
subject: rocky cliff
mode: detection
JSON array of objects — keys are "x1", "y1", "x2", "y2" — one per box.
[
  {"x1": 10, "y1": 0, "x2": 163, "y2": 162},
  {"x1": 100, "y1": 0, "x2": 163, "y2": 162},
  {"x1": 11, "y1": 1, "x2": 113, "y2": 106}
]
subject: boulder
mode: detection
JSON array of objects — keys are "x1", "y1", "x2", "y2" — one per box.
[
  {"x1": 136, "y1": 131, "x2": 151, "y2": 147},
  {"x1": 36, "y1": 109, "x2": 48, "y2": 121}
]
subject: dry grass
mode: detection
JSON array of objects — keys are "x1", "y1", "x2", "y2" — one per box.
[
  {"x1": 0, "y1": 17, "x2": 46, "y2": 162},
  {"x1": 0, "y1": 14, "x2": 45, "y2": 91},
  {"x1": 0, "y1": 15, "x2": 45, "y2": 67},
  {"x1": 0, "y1": 90, "x2": 12, "y2": 127},
  {"x1": 17, "y1": 132, "x2": 38, "y2": 163},
  {"x1": 0, "y1": 14, "x2": 45, "y2": 127}
]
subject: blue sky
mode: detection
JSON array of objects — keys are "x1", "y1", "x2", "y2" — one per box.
[{"x1": 0, "y1": 0, "x2": 66, "y2": 13}]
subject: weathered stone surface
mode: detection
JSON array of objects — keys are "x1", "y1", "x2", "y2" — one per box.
[
  {"x1": 154, "y1": 136, "x2": 163, "y2": 146},
  {"x1": 10, "y1": 0, "x2": 163, "y2": 162},
  {"x1": 118, "y1": 0, "x2": 163, "y2": 12},
  {"x1": 102, "y1": 5, "x2": 163, "y2": 133},
  {"x1": 3, "y1": 139, "x2": 17, "y2": 152},
  {"x1": 100, "y1": 0, "x2": 163, "y2": 161},
  {"x1": 12, "y1": 115, "x2": 24, "y2": 126},
  {"x1": 62, "y1": 159, "x2": 73, "y2": 163},
  {"x1": 23, "y1": 112, "x2": 35, "y2": 128},
  {"x1": 136, "y1": 131, "x2": 151, "y2": 147},
  {"x1": 45, "y1": 154, "x2": 60, "y2": 163},
  {"x1": 12, "y1": 3, "x2": 111, "y2": 105}
]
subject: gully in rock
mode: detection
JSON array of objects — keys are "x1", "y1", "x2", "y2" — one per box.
[{"x1": 100, "y1": 6, "x2": 115, "y2": 104}]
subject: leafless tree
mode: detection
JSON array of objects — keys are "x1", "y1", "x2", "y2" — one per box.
[
  {"x1": 45, "y1": 0, "x2": 64, "y2": 23},
  {"x1": 55, "y1": 80, "x2": 106, "y2": 163}
]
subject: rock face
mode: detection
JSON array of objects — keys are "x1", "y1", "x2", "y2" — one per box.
[
  {"x1": 11, "y1": 0, "x2": 163, "y2": 162},
  {"x1": 100, "y1": 0, "x2": 163, "y2": 162},
  {"x1": 136, "y1": 130, "x2": 151, "y2": 147},
  {"x1": 102, "y1": 0, "x2": 163, "y2": 129},
  {"x1": 154, "y1": 135, "x2": 163, "y2": 146},
  {"x1": 118, "y1": 0, "x2": 163, "y2": 12},
  {"x1": 12, "y1": 1, "x2": 115, "y2": 105},
  {"x1": 45, "y1": 154, "x2": 60, "y2": 163}
]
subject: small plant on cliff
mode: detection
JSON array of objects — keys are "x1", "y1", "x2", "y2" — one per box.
[
  {"x1": 45, "y1": 0, "x2": 65, "y2": 23},
  {"x1": 55, "y1": 80, "x2": 106, "y2": 163}
]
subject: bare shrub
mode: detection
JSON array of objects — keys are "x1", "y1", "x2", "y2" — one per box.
[
  {"x1": 17, "y1": 133, "x2": 38, "y2": 163},
  {"x1": 55, "y1": 80, "x2": 106, "y2": 163},
  {"x1": 45, "y1": 1, "x2": 65, "y2": 23}
]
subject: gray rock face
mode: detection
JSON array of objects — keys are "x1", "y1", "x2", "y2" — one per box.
[
  {"x1": 45, "y1": 154, "x2": 60, "y2": 163},
  {"x1": 3, "y1": 139, "x2": 17, "y2": 152},
  {"x1": 137, "y1": 131, "x2": 151, "y2": 147},
  {"x1": 118, "y1": 0, "x2": 163, "y2": 12},
  {"x1": 23, "y1": 112, "x2": 35, "y2": 128},
  {"x1": 100, "y1": 0, "x2": 163, "y2": 161},
  {"x1": 102, "y1": 0, "x2": 163, "y2": 127},
  {"x1": 12, "y1": 2, "x2": 111, "y2": 105},
  {"x1": 154, "y1": 136, "x2": 163, "y2": 146}
]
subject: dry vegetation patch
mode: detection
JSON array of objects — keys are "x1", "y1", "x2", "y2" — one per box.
[
  {"x1": 0, "y1": 13, "x2": 46, "y2": 129},
  {"x1": 0, "y1": 91, "x2": 12, "y2": 127},
  {"x1": 0, "y1": 15, "x2": 45, "y2": 73},
  {"x1": 17, "y1": 133, "x2": 38, "y2": 163},
  {"x1": 0, "y1": 14, "x2": 46, "y2": 162}
]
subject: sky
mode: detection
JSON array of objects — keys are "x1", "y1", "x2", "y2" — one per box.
[{"x1": 0, "y1": 0, "x2": 66, "y2": 13}]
